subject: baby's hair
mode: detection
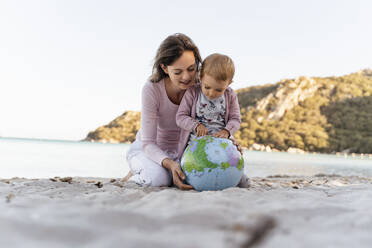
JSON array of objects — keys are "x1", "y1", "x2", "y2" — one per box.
[{"x1": 200, "y1": 53, "x2": 235, "y2": 83}]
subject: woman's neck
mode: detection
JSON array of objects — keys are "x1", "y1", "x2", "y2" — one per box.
[{"x1": 164, "y1": 77, "x2": 185, "y2": 105}]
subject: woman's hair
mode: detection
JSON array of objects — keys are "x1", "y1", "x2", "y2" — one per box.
[
  {"x1": 200, "y1": 53, "x2": 235, "y2": 83},
  {"x1": 149, "y1": 33, "x2": 202, "y2": 83}
]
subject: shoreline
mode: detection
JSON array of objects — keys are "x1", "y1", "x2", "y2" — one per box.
[
  {"x1": 85, "y1": 139, "x2": 372, "y2": 158},
  {"x1": 2, "y1": 175, "x2": 372, "y2": 247},
  {"x1": 2, "y1": 137, "x2": 372, "y2": 158}
]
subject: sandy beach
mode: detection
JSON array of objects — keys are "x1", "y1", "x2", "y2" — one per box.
[{"x1": 1, "y1": 175, "x2": 372, "y2": 248}]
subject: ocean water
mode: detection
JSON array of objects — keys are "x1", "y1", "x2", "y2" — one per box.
[{"x1": 0, "y1": 137, "x2": 371, "y2": 179}]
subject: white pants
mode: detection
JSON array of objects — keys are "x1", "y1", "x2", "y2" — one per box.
[{"x1": 126, "y1": 140, "x2": 173, "y2": 187}]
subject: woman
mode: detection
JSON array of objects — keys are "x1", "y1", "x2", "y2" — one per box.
[{"x1": 123, "y1": 33, "x2": 201, "y2": 190}]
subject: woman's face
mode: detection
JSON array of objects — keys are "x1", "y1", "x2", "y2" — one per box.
[{"x1": 161, "y1": 50, "x2": 197, "y2": 90}]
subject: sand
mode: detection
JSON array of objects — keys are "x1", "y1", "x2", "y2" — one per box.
[{"x1": 1, "y1": 175, "x2": 372, "y2": 248}]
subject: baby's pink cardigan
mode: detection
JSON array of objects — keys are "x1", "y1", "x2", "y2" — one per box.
[
  {"x1": 137, "y1": 80, "x2": 241, "y2": 166},
  {"x1": 176, "y1": 83, "x2": 241, "y2": 159}
]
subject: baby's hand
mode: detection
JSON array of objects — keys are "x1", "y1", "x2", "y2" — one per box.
[
  {"x1": 213, "y1": 129, "x2": 230, "y2": 138},
  {"x1": 196, "y1": 124, "x2": 209, "y2": 137}
]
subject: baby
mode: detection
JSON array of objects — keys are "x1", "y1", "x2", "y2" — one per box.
[
  {"x1": 176, "y1": 53, "x2": 250, "y2": 188},
  {"x1": 176, "y1": 53, "x2": 241, "y2": 152}
]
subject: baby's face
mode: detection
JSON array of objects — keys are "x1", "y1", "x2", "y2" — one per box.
[{"x1": 201, "y1": 74, "x2": 229, "y2": 100}]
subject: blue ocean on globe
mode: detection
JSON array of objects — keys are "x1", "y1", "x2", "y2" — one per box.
[{"x1": 180, "y1": 136, "x2": 244, "y2": 191}]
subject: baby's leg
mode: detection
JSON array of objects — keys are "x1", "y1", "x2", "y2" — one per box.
[{"x1": 237, "y1": 174, "x2": 251, "y2": 188}]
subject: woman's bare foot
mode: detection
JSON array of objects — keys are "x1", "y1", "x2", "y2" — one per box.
[{"x1": 121, "y1": 171, "x2": 133, "y2": 182}]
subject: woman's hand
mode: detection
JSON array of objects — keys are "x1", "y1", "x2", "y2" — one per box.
[
  {"x1": 196, "y1": 123, "x2": 209, "y2": 137},
  {"x1": 162, "y1": 158, "x2": 194, "y2": 190},
  {"x1": 230, "y1": 139, "x2": 243, "y2": 155}
]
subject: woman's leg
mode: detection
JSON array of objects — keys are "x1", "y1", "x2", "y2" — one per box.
[
  {"x1": 124, "y1": 140, "x2": 172, "y2": 187},
  {"x1": 128, "y1": 153, "x2": 172, "y2": 187}
]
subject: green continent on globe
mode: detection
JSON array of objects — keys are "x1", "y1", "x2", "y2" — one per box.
[
  {"x1": 183, "y1": 136, "x2": 220, "y2": 173},
  {"x1": 237, "y1": 157, "x2": 244, "y2": 170},
  {"x1": 220, "y1": 142, "x2": 228, "y2": 149},
  {"x1": 182, "y1": 150, "x2": 203, "y2": 173},
  {"x1": 221, "y1": 162, "x2": 230, "y2": 169}
]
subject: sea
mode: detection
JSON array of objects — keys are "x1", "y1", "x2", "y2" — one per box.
[{"x1": 0, "y1": 137, "x2": 371, "y2": 179}]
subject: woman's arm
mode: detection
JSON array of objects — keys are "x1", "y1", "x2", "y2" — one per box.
[
  {"x1": 140, "y1": 83, "x2": 169, "y2": 165},
  {"x1": 162, "y1": 158, "x2": 193, "y2": 190},
  {"x1": 141, "y1": 83, "x2": 194, "y2": 190}
]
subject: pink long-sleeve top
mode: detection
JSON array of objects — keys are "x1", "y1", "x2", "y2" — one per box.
[
  {"x1": 176, "y1": 83, "x2": 241, "y2": 159},
  {"x1": 136, "y1": 79, "x2": 181, "y2": 165}
]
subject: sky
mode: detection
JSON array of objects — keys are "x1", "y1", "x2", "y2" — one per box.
[{"x1": 0, "y1": 0, "x2": 371, "y2": 141}]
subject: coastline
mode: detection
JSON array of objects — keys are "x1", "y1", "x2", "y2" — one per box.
[
  {"x1": 2, "y1": 175, "x2": 372, "y2": 247},
  {"x1": 3, "y1": 137, "x2": 371, "y2": 159},
  {"x1": 83, "y1": 138, "x2": 372, "y2": 158}
]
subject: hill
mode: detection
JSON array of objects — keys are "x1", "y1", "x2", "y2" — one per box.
[
  {"x1": 84, "y1": 69, "x2": 372, "y2": 153},
  {"x1": 84, "y1": 111, "x2": 140, "y2": 143}
]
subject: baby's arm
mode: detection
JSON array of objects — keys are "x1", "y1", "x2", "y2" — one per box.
[
  {"x1": 196, "y1": 123, "x2": 209, "y2": 137},
  {"x1": 213, "y1": 129, "x2": 230, "y2": 138},
  {"x1": 176, "y1": 88, "x2": 200, "y2": 132},
  {"x1": 224, "y1": 90, "x2": 241, "y2": 137}
]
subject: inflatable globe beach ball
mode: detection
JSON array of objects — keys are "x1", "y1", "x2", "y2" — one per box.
[{"x1": 180, "y1": 136, "x2": 244, "y2": 191}]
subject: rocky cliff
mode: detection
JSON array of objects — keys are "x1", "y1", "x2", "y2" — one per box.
[
  {"x1": 84, "y1": 69, "x2": 372, "y2": 153},
  {"x1": 84, "y1": 111, "x2": 140, "y2": 143},
  {"x1": 235, "y1": 69, "x2": 372, "y2": 153}
]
